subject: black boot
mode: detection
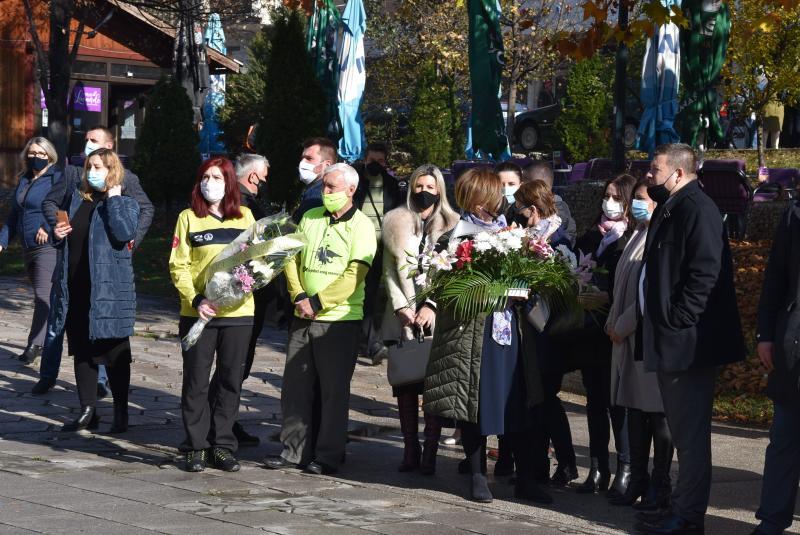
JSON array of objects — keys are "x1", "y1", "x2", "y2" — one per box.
[
  {"x1": 109, "y1": 404, "x2": 128, "y2": 434},
  {"x1": 62, "y1": 406, "x2": 99, "y2": 432},
  {"x1": 420, "y1": 412, "x2": 442, "y2": 475},
  {"x1": 463, "y1": 427, "x2": 492, "y2": 502},
  {"x1": 576, "y1": 457, "x2": 610, "y2": 494},
  {"x1": 397, "y1": 392, "x2": 420, "y2": 472},
  {"x1": 510, "y1": 431, "x2": 552, "y2": 504},
  {"x1": 493, "y1": 435, "x2": 515, "y2": 477},
  {"x1": 635, "y1": 413, "x2": 674, "y2": 511},
  {"x1": 19, "y1": 345, "x2": 42, "y2": 363},
  {"x1": 607, "y1": 462, "x2": 631, "y2": 500},
  {"x1": 611, "y1": 409, "x2": 650, "y2": 506},
  {"x1": 550, "y1": 463, "x2": 579, "y2": 487}
]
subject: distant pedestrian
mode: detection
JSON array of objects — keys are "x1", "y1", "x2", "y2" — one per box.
[
  {"x1": 0, "y1": 137, "x2": 61, "y2": 364},
  {"x1": 293, "y1": 137, "x2": 337, "y2": 223},
  {"x1": 635, "y1": 144, "x2": 745, "y2": 535}
]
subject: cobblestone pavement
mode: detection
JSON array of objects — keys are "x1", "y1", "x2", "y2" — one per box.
[{"x1": 0, "y1": 277, "x2": 788, "y2": 534}]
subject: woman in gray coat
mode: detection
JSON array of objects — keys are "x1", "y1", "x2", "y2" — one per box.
[
  {"x1": 605, "y1": 178, "x2": 673, "y2": 509},
  {"x1": 382, "y1": 164, "x2": 459, "y2": 475}
]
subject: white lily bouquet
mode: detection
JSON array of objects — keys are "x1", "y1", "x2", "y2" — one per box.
[{"x1": 181, "y1": 212, "x2": 306, "y2": 351}]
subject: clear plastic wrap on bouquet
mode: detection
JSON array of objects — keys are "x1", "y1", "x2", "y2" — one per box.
[{"x1": 181, "y1": 212, "x2": 306, "y2": 351}]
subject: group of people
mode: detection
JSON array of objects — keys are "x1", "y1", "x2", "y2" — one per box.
[{"x1": 3, "y1": 131, "x2": 800, "y2": 534}]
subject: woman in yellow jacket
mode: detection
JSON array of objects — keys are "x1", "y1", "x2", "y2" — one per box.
[{"x1": 169, "y1": 157, "x2": 255, "y2": 473}]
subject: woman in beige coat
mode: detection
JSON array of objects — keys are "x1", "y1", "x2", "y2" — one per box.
[
  {"x1": 381, "y1": 164, "x2": 459, "y2": 475},
  {"x1": 605, "y1": 178, "x2": 674, "y2": 509}
]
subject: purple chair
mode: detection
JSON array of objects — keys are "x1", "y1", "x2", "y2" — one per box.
[
  {"x1": 568, "y1": 162, "x2": 588, "y2": 183},
  {"x1": 698, "y1": 159, "x2": 752, "y2": 239},
  {"x1": 752, "y1": 168, "x2": 799, "y2": 202},
  {"x1": 585, "y1": 158, "x2": 614, "y2": 182}
]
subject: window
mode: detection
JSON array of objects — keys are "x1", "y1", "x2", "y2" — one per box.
[
  {"x1": 110, "y1": 63, "x2": 167, "y2": 80},
  {"x1": 73, "y1": 60, "x2": 107, "y2": 76}
]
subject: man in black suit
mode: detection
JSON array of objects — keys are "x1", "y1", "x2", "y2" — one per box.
[{"x1": 635, "y1": 144, "x2": 745, "y2": 535}]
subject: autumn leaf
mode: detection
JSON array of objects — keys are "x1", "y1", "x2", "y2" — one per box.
[
  {"x1": 642, "y1": 0, "x2": 670, "y2": 26},
  {"x1": 582, "y1": 0, "x2": 607, "y2": 22}
]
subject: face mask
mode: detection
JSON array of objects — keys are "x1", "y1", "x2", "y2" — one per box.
[
  {"x1": 200, "y1": 180, "x2": 226, "y2": 203},
  {"x1": 323, "y1": 190, "x2": 349, "y2": 213},
  {"x1": 513, "y1": 212, "x2": 530, "y2": 228},
  {"x1": 298, "y1": 160, "x2": 318, "y2": 185},
  {"x1": 647, "y1": 170, "x2": 677, "y2": 205},
  {"x1": 256, "y1": 179, "x2": 269, "y2": 199},
  {"x1": 366, "y1": 161, "x2": 384, "y2": 177},
  {"x1": 26, "y1": 156, "x2": 48, "y2": 174},
  {"x1": 602, "y1": 198, "x2": 624, "y2": 220},
  {"x1": 631, "y1": 199, "x2": 652, "y2": 222},
  {"x1": 503, "y1": 185, "x2": 519, "y2": 204},
  {"x1": 412, "y1": 190, "x2": 439, "y2": 211},
  {"x1": 84, "y1": 141, "x2": 100, "y2": 157},
  {"x1": 87, "y1": 170, "x2": 107, "y2": 191}
]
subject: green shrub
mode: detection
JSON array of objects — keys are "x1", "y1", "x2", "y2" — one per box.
[
  {"x1": 132, "y1": 78, "x2": 201, "y2": 207},
  {"x1": 555, "y1": 56, "x2": 613, "y2": 162},
  {"x1": 255, "y1": 8, "x2": 327, "y2": 209},
  {"x1": 406, "y1": 63, "x2": 463, "y2": 168}
]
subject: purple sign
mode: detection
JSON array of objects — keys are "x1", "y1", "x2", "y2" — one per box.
[{"x1": 40, "y1": 86, "x2": 102, "y2": 112}]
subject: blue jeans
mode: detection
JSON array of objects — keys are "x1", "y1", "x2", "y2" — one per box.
[
  {"x1": 756, "y1": 401, "x2": 800, "y2": 534},
  {"x1": 38, "y1": 321, "x2": 64, "y2": 381}
]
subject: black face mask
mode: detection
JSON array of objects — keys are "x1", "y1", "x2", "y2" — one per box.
[
  {"x1": 26, "y1": 156, "x2": 48, "y2": 174},
  {"x1": 412, "y1": 190, "x2": 439, "y2": 211},
  {"x1": 256, "y1": 179, "x2": 269, "y2": 199},
  {"x1": 513, "y1": 212, "x2": 530, "y2": 228},
  {"x1": 647, "y1": 170, "x2": 676, "y2": 205},
  {"x1": 366, "y1": 161, "x2": 384, "y2": 176}
]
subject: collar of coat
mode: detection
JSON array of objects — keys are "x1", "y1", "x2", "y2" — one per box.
[{"x1": 382, "y1": 206, "x2": 458, "y2": 259}]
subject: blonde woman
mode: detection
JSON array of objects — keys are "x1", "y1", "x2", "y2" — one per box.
[
  {"x1": 51, "y1": 148, "x2": 139, "y2": 433},
  {"x1": 382, "y1": 164, "x2": 459, "y2": 475},
  {"x1": 0, "y1": 137, "x2": 61, "y2": 363}
]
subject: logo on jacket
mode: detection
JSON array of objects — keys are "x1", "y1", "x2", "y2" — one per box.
[{"x1": 316, "y1": 245, "x2": 341, "y2": 265}]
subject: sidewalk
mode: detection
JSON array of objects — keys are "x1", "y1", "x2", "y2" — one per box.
[{"x1": 0, "y1": 276, "x2": 787, "y2": 534}]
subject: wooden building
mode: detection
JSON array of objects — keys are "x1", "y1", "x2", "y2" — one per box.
[{"x1": 0, "y1": 0, "x2": 239, "y2": 187}]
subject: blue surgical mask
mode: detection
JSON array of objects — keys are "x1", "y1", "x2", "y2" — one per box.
[
  {"x1": 87, "y1": 170, "x2": 107, "y2": 191},
  {"x1": 631, "y1": 199, "x2": 652, "y2": 222},
  {"x1": 84, "y1": 141, "x2": 100, "y2": 157},
  {"x1": 503, "y1": 185, "x2": 519, "y2": 204}
]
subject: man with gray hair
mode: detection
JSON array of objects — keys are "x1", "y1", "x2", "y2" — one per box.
[
  {"x1": 264, "y1": 163, "x2": 377, "y2": 475},
  {"x1": 206, "y1": 153, "x2": 272, "y2": 448}
]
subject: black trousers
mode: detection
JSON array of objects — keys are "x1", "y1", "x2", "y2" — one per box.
[
  {"x1": 74, "y1": 356, "x2": 130, "y2": 407},
  {"x1": 539, "y1": 367, "x2": 577, "y2": 468},
  {"x1": 581, "y1": 362, "x2": 630, "y2": 468},
  {"x1": 179, "y1": 317, "x2": 251, "y2": 453}
]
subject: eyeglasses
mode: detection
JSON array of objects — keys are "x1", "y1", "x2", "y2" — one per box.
[{"x1": 27, "y1": 151, "x2": 48, "y2": 158}]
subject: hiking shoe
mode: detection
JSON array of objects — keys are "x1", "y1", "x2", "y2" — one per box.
[
  {"x1": 185, "y1": 450, "x2": 207, "y2": 472},
  {"x1": 210, "y1": 447, "x2": 241, "y2": 472}
]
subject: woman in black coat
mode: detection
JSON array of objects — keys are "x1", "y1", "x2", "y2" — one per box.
[{"x1": 555, "y1": 173, "x2": 636, "y2": 497}]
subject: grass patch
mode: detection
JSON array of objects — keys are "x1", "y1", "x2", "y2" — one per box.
[{"x1": 714, "y1": 391, "x2": 773, "y2": 427}]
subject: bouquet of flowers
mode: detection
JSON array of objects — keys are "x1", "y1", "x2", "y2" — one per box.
[
  {"x1": 181, "y1": 212, "x2": 306, "y2": 351},
  {"x1": 408, "y1": 225, "x2": 600, "y2": 321}
]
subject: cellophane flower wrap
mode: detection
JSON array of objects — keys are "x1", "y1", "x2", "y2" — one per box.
[
  {"x1": 181, "y1": 212, "x2": 306, "y2": 351},
  {"x1": 407, "y1": 225, "x2": 601, "y2": 321}
]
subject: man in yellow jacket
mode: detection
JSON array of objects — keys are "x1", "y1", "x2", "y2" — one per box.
[{"x1": 264, "y1": 163, "x2": 377, "y2": 475}]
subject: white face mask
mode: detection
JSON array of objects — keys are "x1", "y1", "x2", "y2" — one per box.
[
  {"x1": 503, "y1": 185, "x2": 519, "y2": 204},
  {"x1": 200, "y1": 180, "x2": 226, "y2": 203},
  {"x1": 298, "y1": 160, "x2": 318, "y2": 185},
  {"x1": 84, "y1": 141, "x2": 101, "y2": 157},
  {"x1": 602, "y1": 198, "x2": 624, "y2": 219}
]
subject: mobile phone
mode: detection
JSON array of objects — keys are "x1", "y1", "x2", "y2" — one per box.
[{"x1": 56, "y1": 210, "x2": 69, "y2": 225}]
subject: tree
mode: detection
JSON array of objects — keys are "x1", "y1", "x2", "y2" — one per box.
[
  {"x1": 132, "y1": 78, "x2": 201, "y2": 207},
  {"x1": 255, "y1": 8, "x2": 326, "y2": 208},
  {"x1": 499, "y1": 0, "x2": 579, "y2": 138},
  {"x1": 217, "y1": 27, "x2": 270, "y2": 152},
  {"x1": 722, "y1": 2, "x2": 800, "y2": 167},
  {"x1": 554, "y1": 55, "x2": 613, "y2": 161},
  {"x1": 406, "y1": 63, "x2": 464, "y2": 168}
]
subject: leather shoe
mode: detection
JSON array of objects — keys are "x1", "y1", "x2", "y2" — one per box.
[
  {"x1": 576, "y1": 458, "x2": 610, "y2": 494},
  {"x1": 263, "y1": 455, "x2": 298, "y2": 470},
  {"x1": 304, "y1": 461, "x2": 337, "y2": 475},
  {"x1": 31, "y1": 377, "x2": 56, "y2": 395},
  {"x1": 550, "y1": 463, "x2": 579, "y2": 487},
  {"x1": 635, "y1": 513, "x2": 704, "y2": 534},
  {"x1": 62, "y1": 406, "x2": 99, "y2": 432},
  {"x1": 233, "y1": 422, "x2": 260, "y2": 447}
]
